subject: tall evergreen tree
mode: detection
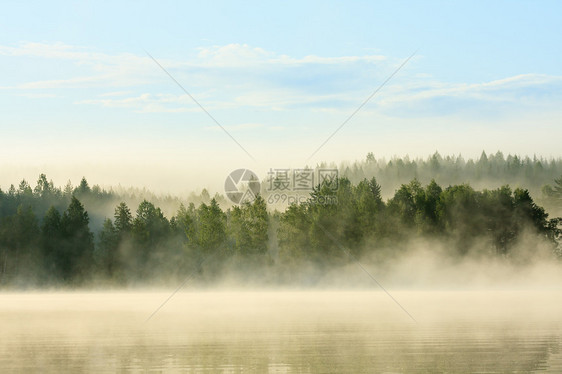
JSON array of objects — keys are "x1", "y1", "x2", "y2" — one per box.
[
  {"x1": 60, "y1": 196, "x2": 94, "y2": 281},
  {"x1": 197, "y1": 198, "x2": 226, "y2": 253},
  {"x1": 97, "y1": 218, "x2": 119, "y2": 277},
  {"x1": 41, "y1": 206, "x2": 63, "y2": 280},
  {"x1": 229, "y1": 195, "x2": 269, "y2": 256},
  {"x1": 0, "y1": 205, "x2": 40, "y2": 282},
  {"x1": 114, "y1": 202, "x2": 133, "y2": 234}
]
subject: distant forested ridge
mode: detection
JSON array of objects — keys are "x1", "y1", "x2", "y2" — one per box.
[
  {"x1": 1, "y1": 152, "x2": 562, "y2": 287},
  {"x1": 337, "y1": 151, "x2": 562, "y2": 199}
]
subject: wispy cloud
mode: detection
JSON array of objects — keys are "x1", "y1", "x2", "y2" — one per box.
[
  {"x1": 0, "y1": 42, "x2": 156, "y2": 90},
  {"x1": 205, "y1": 122, "x2": 266, "y2": 132},
  {"x1": 98, "y1": 91, "x2": 133, "y2": 97},
  {"x1": 2, "y1": 41, "x2": 562, "y2": 120},
  {"x1": 375, "y1": 73, "x2": 562, "y2": 118},
  {"x1": 0, "y1": 42, "x2": 101, "y2": 59},
  {"x1": 14, "y1": 75, "x2": 113, "y2": 89},
  {"x1": 15, "y1": 93, "x2": 58, "y2": 98},
  {"x1": 195, "y1": 43, "x2": 386, "y2": 67},
  {"x1": 77, "y1": 93, "x2": 202, "y2": 113}
]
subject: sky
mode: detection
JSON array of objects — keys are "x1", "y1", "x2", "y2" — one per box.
[{"x1": 1, "y1": 0, "x2": 561, "y2": 194}]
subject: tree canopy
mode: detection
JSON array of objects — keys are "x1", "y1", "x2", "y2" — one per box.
[{"x1": 0, "y1": 170, "x2": 560, "y2": 287}]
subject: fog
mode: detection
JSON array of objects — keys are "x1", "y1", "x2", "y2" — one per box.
[
  {"x1": 2, "y1": 288, "x2": 562, "y2": 372},
  {"x1": 1, "y1": 153, "x2": 561, "y2": 372},
  {"x1": 2, "y1": 239, "x2": 562, "y2": 373},
  {"x1": 1, "y1": 152, "x2": 561, "y2": 291},
  {"x1": 155, "y1": 233, "x2": 560, "y2": 292}
]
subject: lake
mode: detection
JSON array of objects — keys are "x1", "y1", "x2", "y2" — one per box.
[{"x1": 1, "y1": 290, "x2": 561, "y2": 372}]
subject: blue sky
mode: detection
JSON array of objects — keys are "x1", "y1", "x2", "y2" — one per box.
[{"x1": 1, "y1": 1, "x2": 561, "y2": 193}]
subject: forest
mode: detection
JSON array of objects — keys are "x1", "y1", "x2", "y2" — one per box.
[
  {"x1": 1, "y1": 152, "x2": 562, "y2": 287},
  {"x1": 338, "y1": 151, "x2": 562, "y2": 200}
]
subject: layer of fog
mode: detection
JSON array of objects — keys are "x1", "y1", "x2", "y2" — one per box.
[{"x1": 201, "y1": 233, "x2": 562, "y2": 291}]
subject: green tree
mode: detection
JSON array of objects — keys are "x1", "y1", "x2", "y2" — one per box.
[
  {"x1": 229, "y1": 195, "x2": 269, "y2": 256},
  {"x1": 60, "y1": 196, "x2": 95, "y2": 281},
  {"x1": 75, "y1": 177, "x2": 91, "y2": 195},
  {"x1": 132, "y1": 200, "x2": 169, "y2": 245},
  {"x1": 41, "y1": 206, "x2": 63, "y2": 280},
  {"x1": 542, "y1": 175, "x2": 562, "y2": 201},
  {"x1": 196, "y1": 198, "x2": 226, "y2": 253},
  {"x1": 388, "y1": 179, "x2": 424, "y2": 229},
  {"x1": 63, "y1": 180, "x2": 73, "y2": 197},
  {"x1": 17, "y1": 180, "x2": 32, "y2": 196},
  {"x1": 419, "y1": 179, "x2": 443, "y2": 234},
  {"x1": 308, "y1": 181, "x2": 342, "y2": 260},
  {"x1": 0, "y1": 205, "x2": 40, "y2": 282},
  {"x1": 352, "y1": 177, "x2": 385, "y2": 240},
  {"x1": 97, "y1": 218, "x2": 119, "y2": 277},
  {"x1": 555, "y1": 175, "x2": 562, "y2": 196},
  {"x1": 436, "y1": 184, "x2": 481, "y2": 254},
  {"x1": 132, "y1": 200, "x2": 170, "y2": 274},
  {"x1": 513, "y1": 188, "x2": 550, "y2": 235},
  {"x1": 175, "y1": 203, "x2": 198, "y2": 247},
  {"x1": 34, "y1": 174, "x2": 54, "y2": 198},
  {"x1": 114, "y1": 202, "x2": 133, "y2": 234},
  {"x1": 278, "y1": 203, "x2": 311, "y2": 263},
  {"x1": 482, "y1": 186, "x2": 517, "y2": 254}
]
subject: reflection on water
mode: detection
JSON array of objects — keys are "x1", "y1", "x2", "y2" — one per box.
[{"x1": 1, "y1": 291, "x2": 562, "y2": 372}]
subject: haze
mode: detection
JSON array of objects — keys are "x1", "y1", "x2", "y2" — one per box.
[
  {"x1": 2, "y1": 1, "x2": 562, "y2": 372},
  {"x1": 2, "y1": 1, "x2": 562, "y2": 193}
]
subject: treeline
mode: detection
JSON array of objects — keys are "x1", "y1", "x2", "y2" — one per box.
[
  {"x1": 0, "y1": 174, "x2": 225, "y2": 234},
  {"x1": 0, "y1": 173, "x2": 561, "y2": 287},
  {"x1": 0, "y1": 177, "x2": 269, "y2": 286},
  {"x1": 279, "y1": 178, "x2": 561, "y2": 264},
  {"x1": 336, "y1": 151, "x2": 562, "y2": 199}
]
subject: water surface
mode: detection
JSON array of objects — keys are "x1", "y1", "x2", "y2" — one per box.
[{"x1": 1, "y1": 290, "x2": 561, "y2": 372}]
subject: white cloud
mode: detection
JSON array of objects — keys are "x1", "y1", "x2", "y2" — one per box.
[
  {"x1": 196, "y1": 44, "x2": 273, "y2": 67},
  {"x1": 15, "y1": 93, "x2": 58, "y2": 98},
  {"x1": 98, "y1": 91, "x2": 133, "y2": 97},
  {"x1": 0, "y1": 42, "x2": 99, "y2": 59},
  {"x1": 0, "y1": 42, "x2": 158, "y2": 90},
  {"x1": 478, "y1": 73, "x2": 561, "y2": 89},
  {"x1": 375, "y1": 73, "x2": 562, "y2": 116},
  {"x1": 15, "y1": 75, "x2": 113, "y2": 89},
  {"x1": 0, "y1": 42, "x2": 388, "y2": 101},
  {"x1": 2, "y1": 41, "x2": 561, "y2": 121},
  {"x1": 195, "y1": 43, "x2": 386, "y2": 67},
  {"x1": 77, "y1": 93, "x2": 202, "y2": 113},
  {"x1": 206, "y1": 122, "x2": 265, "y2": 132}
]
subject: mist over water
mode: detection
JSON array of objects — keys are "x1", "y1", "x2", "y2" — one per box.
[
  {"x1": 2, "y1": 232, "x2": 562, "y2": 372},
  {"x1": 2, "y1": 160, "x2": 562, "y2": 372},
  {"x1": 1, "y1": 290, "x2": 562, "y2": 372},
  {"x1": 3, "y1": 0, "x2": 562, "y2": 370}
]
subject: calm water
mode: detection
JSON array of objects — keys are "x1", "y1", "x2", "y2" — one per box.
[{"x1": 1, "y1": 290, "x2": 562, "y2": 373}]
